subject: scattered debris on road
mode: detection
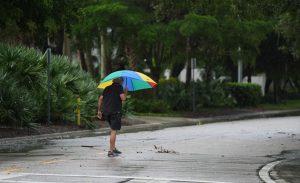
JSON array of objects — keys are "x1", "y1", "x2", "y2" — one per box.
[{"x1": 154, "y1": 145, "x2": 178, "y2": 154}]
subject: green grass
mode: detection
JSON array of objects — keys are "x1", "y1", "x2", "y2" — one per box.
[
  {"x1": 132, "y1": 112, "x2": 184, "y2": 117},
  {"x1": 259, "y1": 99, "x2": 300, "y2": 110},
  {"x1": 132, "y1": 99, "x2": 300, "y2": 118}
]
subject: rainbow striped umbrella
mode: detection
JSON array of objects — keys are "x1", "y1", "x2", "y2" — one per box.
[{"x1": 97, "y1": 70, "x2": 157, "y2": 91}]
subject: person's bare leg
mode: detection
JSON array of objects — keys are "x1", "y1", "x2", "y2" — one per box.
[{"x1": 110, "y1": 130, "x2": 117, "y2": 151}]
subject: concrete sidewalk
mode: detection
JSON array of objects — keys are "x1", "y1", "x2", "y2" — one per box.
[{"x1": 1, "y1": 109, "x2": 300, "y2": 154}]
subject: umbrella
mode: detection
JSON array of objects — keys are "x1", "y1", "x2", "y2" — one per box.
[{"x1": 97, "y1": 70, "x2": 157, "y2": 91}]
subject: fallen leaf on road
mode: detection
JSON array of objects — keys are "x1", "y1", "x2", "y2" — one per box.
[
  {"x1": 2, "y1": 166, "x2": 23, "y2": 174},
  {"x1": 40, "y1": 158, "x2": 64, "y2": 165}
]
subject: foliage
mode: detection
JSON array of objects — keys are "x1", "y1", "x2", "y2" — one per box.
[
  {"x1": 132, "y1": 99, "x2": 170, "y2": 113},
  {"x1": 157, "y1": 78, "x2": 234, "y2": 110},
  {"x1": 0, "y1": 43, "x2": 98, "y2": 128},
  {"x1": 0, "y1": 44, "x2": 45, "y2": 128},
  {"x1": 0, "y1": 71, "x2": 36, "y2": 128},
  {"x1": 122, "y1": 96, "x2": 134, "y2": 117},
  {"x1": 225, "y1": 82, "x2": 262, "y2": 107},
  {"x1": 157, "y1": 78, "x2": 189, "y2": 111},
  {"x1": 276, "y1": 2, "x2": 300, "y2": 58},
  {"x1": 1, "y1": 0, "x2": 299, "y2": 112},
  {"x1": 193, "y1": 80, "x2": 235, "y2": 108}
]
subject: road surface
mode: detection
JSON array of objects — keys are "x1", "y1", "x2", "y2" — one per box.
[{"x1": 0, "y1": 116, "x2": 299, "y2": 183}]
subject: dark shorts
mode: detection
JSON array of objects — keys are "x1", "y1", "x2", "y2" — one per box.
[{"x1": 104, "y1": 112, "x2": 122, "y2": 131}]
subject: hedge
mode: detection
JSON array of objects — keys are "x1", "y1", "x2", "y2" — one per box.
[{"x1": 225, "y1": 82, "x2": 262, "y2": 107}]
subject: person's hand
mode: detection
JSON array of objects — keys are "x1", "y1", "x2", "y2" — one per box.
[{"x1": 97, "y1": 111, "x2": 102, "y2": 119}]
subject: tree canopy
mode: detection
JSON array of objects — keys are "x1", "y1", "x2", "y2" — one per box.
[{"x1": 0, "y1": 0, "x2": 299, "y2": 98}]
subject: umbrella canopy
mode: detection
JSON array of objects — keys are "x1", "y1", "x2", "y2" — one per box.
[{"x1": 98, "y1": 70, "x2": 157, "y2": 91}]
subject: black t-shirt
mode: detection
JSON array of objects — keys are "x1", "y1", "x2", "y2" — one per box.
[{"x1": 102, "y1": 83, "x2": 124, "y2": 115}]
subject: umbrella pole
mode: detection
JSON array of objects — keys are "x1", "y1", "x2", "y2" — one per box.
[{"x1": 125, "y1": 77, "x2": 126, "y2": 90}]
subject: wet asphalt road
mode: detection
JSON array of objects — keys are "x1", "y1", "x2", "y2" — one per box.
[{"x1": 0, "y1": 116, "x2": 299, "y2": 183}]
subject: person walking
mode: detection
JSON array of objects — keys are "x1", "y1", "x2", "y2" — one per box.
[{"x1": 97, "y1": 77, "x2": 127, "y2": 157}]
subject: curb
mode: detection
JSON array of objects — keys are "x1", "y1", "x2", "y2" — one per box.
[
  {"x1": 259, "y1": 160, "x2": 284, "y2": 183},
  {"x1": 1, "y1": 109, "x2": 300, "y2": 152},
  {"x1": 201, "y1": 109, "x2": 300, "y2": 125}
]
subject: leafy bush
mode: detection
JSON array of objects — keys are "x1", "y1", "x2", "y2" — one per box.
[
  {"x1": 132, "y1": 99, "x2": 170, "y2": 113},
  {"x1": 49, "y1": 55, "x2": 99, "y2": 126},
  {"x1": 157, "y1": 78, "x2": 233, "y2": 111},
  {"x1": 225, "y1": 82, "x2": 262, "y2": 107},
  {"x1": 193, "y1": 80, "x2": 235, "y2": 108},
  {"x1": 0, "y1": 43, "x2": 98, "y2": 128},
  {"x1": 122, "y1": 96, "x2": 134, "y2": 117},
  {"x1": 0, "y1": 45, "x2": 45, "y2": 128},
  {"x1": 157, "y1": 78, "x2": 190, "y2": 110},
  {"x1": 0, "y1": 71, "x2": 35, "y2": 128}
]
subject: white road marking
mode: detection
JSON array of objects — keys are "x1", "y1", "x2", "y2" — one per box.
[
  {"x1": 0, "y1": 173, "x2": 23, "y2": 181},
  {"x1": 3, "y1": 172, "x2": 232, "y2": 183},
  {"x1": 259, "y1": 160, "x2": 282, "y2": 183},
  {"x1": 0, "y1": 180, "x2": 58, "y2": 183},
  {"x1": 129, "y1": 180, "x2": 170, "y2": 183}
]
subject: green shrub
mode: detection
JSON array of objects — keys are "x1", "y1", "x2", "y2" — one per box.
[
  {"x1": 0, "y1": 71, "x2": 35, "y2": 128},
  {"x1": 122, "y1": 96, "x2": 134, "y2": 117},
  {"x1": 225, "y1": 82, "x2": 262, "y2": 107},
  {"x1": 157, "y1": 78, "x2": 190, "y2": 111},
  {"x1": 157, "y1": 78, "x2": 234, "y2": 111},
  {"x1": 0, "y1": 45, "x2": 45, "y2": 128},
  {"x1": 132, "y1": 99, "x2": 170, "y2": 113},
  {"x1": 49, "y1": 56, "x2": 98, "y2": 126},
  {"x1": 193, "y1": 80, "x2": 235, "y2": 108},
  {"x1": 0, "y1": 43, "x2": 98, "y2": 128}
]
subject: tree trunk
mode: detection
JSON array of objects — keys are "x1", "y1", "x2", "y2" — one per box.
[
  {"x1": 224, "y1": 55, "x2": 237, "y2": 82},
  {"x1": 171, "y1": 62, "x2": 185, "y2": 78},
  {"x1": 247, "y1": 64, "x2": 252, "y2": 83},
  {"x1": 125, "y1": 43, "x2": 137, "y2": 70},
  {"x1": 84, "y1": 49, "x2": 94, "y2": 77},
  {"x1": 53, "y1": 28, "x2": 64, "y2": 55},
  {"x1": 273, "y1": 80, "x2": 279, "y2": 103},
  {"x1": 77, "y1": 49, "x2": 87, "y2": 71},
  {"x1": 149, "y1": 57, "x2": 160, "y2": 83},
  {"x1": 152, "y1": 68, "x2": 160, "y2": 84},
  {"x1": 63, "y1": 31, "x2": 72, "y2": 61},
  {"x1": 106, "y1": 57, "x2": 112, "y2": 75},
  {"x1": 100, "y1": 31, "x2": 107, "y2": 79},
  {"x1": 265, "y1": 78, "x2": 272, "y2": 94},
  {"x1": 204, "y1": 64, "x2": 213, "y2": 84},
  {"x1": 185, "y1": 37, "x2": 191, "y2": 86}
]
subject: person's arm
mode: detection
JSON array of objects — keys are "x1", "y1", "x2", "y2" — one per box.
[
  {"x1": 120, "y1": 87, "x2": 127, "y2": 102},
  {"x1": 97, "y1": 95, "x2": 103, "y2": 119}
]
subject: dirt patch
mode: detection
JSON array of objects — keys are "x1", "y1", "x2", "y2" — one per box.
[
  {"x1": 0, "y1": 117, "x2": 145, "y2": 139},
  {"x1": 0, "y1": 124, "x2": 84, "y2": 139}
]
